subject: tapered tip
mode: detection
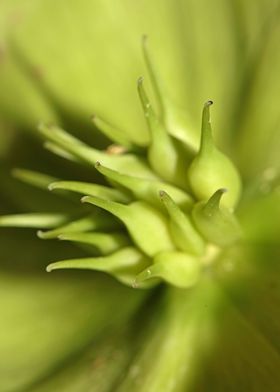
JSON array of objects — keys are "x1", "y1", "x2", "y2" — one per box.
[{"x1": 204, "y1": 100, "x2": 213, "y2": 108}]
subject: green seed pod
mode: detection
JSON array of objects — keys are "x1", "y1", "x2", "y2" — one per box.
[
  {"x1": 192, "y1": 189, "x2": 242, "y2": 247},
  {"x1": 137, "y1": 77, "x2": 191, "y2": 190},
  {"x1": 188, "y1": 101, "x2": 242, "y2": 209},
  {"x1": 135, "y1": 251, "x2": 201, "y2": 289},
  {"x1": 82, "y1": 196, "x2": 174, "y2": 257},
  {"x1": 159, "y1": 190, "x2": 205, "y2": 255}
]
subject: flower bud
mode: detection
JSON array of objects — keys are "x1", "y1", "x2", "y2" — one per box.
[{"x1": 188, "y1": 101, "x2": 241, "y2": 208}]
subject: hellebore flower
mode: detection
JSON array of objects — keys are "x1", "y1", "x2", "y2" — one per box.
[{"x1": 1, "y1": 1, "x2": 280, "y2": 391}]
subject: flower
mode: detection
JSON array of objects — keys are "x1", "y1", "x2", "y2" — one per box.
[{"x1": 1, "y1": 1, "x2": 280, "y2": 391}]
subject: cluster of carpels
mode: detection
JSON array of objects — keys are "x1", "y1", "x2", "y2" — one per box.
[{"x1": 0, "y1": 40, "x2": 243, "y2": 289}]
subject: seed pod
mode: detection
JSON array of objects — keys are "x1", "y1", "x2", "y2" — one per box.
[
  {"x1": 192, "y1": 189, "x2": 242, "y2": 247},
  {"x1": 188, "y1": 101, "x2": 241, "y2": 208}
]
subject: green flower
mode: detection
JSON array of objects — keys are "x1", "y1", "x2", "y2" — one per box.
[{"x1": 1, "y1": 1, "x2": 280, "y2": 391}]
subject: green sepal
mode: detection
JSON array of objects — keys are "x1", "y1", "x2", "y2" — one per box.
[
  {"x1": 188, "y1": 101, "x2": 241, "y2": 208},
  {"x1": 135, "y1": 251, "x2": 201, "y2": 289},
  {"x1": 59, "y1": 231, "x2": 130, "y2": 256},
  {"x1": 192, "y1": 189, "x2": 242, "y2": 247},
  {"x1": 95, "y1": 162, "x2": 193, "y2": 212},
  {"x1": 160, "y1": 190, "x2": 205, "y2": 255},
  {"x1": 82, "y1": 196, "x2": 174, "y2": 257},
  {"x1": 137, "y1": 77, "x2": 190, "y2": 190},
  {"x1": 46, "y1": 247, "x2": 152, "y2": 288}
]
